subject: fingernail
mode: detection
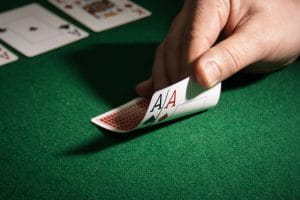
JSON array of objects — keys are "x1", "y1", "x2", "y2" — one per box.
[{"x1": 204, "y1": 61, "x2": 221, "y2": 86}]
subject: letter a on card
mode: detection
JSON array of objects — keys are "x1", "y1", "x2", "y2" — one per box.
[
  {"x1": 150, "y1": 93, "x2": 163, "y2": 112},
  {"x1": 164, "y1": 90, "x2": 176, "y2": 109}
]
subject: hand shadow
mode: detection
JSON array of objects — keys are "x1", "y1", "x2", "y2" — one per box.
[
  {"x1": 222, "y1": 72, "x2": 268, "y2": 91},
  {"x1": 60, "y1": 42, "x2": 160, "y2": 156},
  {"x1": 60, "y1": 43, "x2": 269, "y2": 156},
  {"x1": 68, "y1": 43, "x2": 157, "y2": 107}
]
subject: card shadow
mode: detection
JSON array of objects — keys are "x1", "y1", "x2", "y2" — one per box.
[
  {"x1": 59, "y1": 111, "x2": 204, "y2": 156},
  {"x1": 61, "y1": 42, "x2": 270, "y2": 156}
]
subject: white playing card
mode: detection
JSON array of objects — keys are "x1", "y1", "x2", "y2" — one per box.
[
  {"x1": 0, "y1": 3, "x2": 89, "y2": 57},
  {"x1": 0, "y1": 43, "x2": 18, "y2": 67},
  {"x1": 91, "y1": 77, "x2": 222, "y2": 133},
  {"x1": 48, "y1": 0, "x2": 151, "y2": 32},
  {"x1": 139, "y1": 78, "x2": 221, "y2": 128},
  {"x1": 139, "y1": 79, "x2": 187, "y2": 127}
]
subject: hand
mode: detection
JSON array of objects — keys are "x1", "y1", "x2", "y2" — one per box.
[{"x1": 136, "y1": 0, "x2": 300, "y2": 97}]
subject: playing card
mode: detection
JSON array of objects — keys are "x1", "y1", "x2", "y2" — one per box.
[
  {"x1": 0, "y1": 3, "x2": 88, "y2": 57},
  {"x1": 48, "y1": 0, "x2": 151, "y2": 32},
  {"x1": 92, "y1": 98, "x2": 150, "y2": 133},
  {"x1": 140, "y1": 78, "x2": 187, "y2": 127},
  {"x1": 0, "y1": 43, "x2": 18, "y2": 67},
  {"x1": 91, "y1": 77, "x2": 222, "y2": 133}
]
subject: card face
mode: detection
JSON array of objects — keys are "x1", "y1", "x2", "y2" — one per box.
[
  {"x1": 140, "y1": 79, "x2": 187, "y2": 127},
  {"x1": 91, "y1": 77, "x2": 222, "y2": 133},
  {"x1": 0, "y1": 43, "x2": 18, "y2": 67},
  {"x1": 0, "y1": 3, "x2": 88, "y2": 57},
  {"x1": 48, "y1": 0, "x2": 151, "y2": 32}
]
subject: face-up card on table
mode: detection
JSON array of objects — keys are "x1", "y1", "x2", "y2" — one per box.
[
  {"x1": 48, "y1": 0, "x2": 151, "y2": 32},
  {"x1": 91, "y1": 77, "x2": 222, "y2": 133},
  {"x1": 0, "y1": 3, "x2": 88, "y2": 57},
  {"x1": 0, "y1": 43, "x2": 18, "y2": 67}
]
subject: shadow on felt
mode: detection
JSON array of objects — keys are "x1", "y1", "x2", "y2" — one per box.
[
  {"x1": 60, "y1": 42, "x2": 269, "y2": 156},
  {"x1": 67, "y1": 42, "x2": 269, "y2": 105},
  {"x1": 67, "y1": 43, "x2": 157, "y2": 107},
  {"x1": 59, "y1": 111, "x2": 205, "y2": 156}
]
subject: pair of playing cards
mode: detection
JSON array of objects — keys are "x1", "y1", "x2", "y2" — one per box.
[
  {"x1": 91, "y1": 77, "x2": 222, "y2": 133},
  {"x1": 0, "y1": 1, "x2": 151, "y2": 59}
]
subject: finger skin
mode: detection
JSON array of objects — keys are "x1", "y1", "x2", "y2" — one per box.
[
  {"x1": 136, "y1": 2, "x2": 189, "y2": 96},
  {"x1": 180, "y1": 0, "x2": 230, "y2": 79},
  {"x1": 163, "y1": 5, "x2": 189, "y2": 84},
  {"x1": 194, "y1": 20, "x2": 269, "y2": 88},
  {"x1": 194, "y1": 0, "x2": 300, "y2": 88},
  {"x1": 136, "y1": 43, "x2": 169, "y2": 97},
  {"x1": 136, "y1": 78, "x2": 154, "y2": 97},
  {"x1": 137, "y1": 0, "x2": 300, "y2": 96},
  {"x1": 151, "y1": 42, "x2": 170, "y2": 91}
]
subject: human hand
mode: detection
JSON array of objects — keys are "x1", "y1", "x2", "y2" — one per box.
[{"x1": 136, "y1": 0, "x2": 300, "y2": 97}]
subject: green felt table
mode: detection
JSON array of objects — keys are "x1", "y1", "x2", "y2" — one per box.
[{"x1": 0, "y1": 0, "x2": 300, "y2": 199}]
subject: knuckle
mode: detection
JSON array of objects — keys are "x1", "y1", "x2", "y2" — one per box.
[
  {"x1": 219, "y1": 45, "x2": 243, "y2": 74},
  {"x1": 216, "y1": 0, "x2": 230, "y2": 16},
  {"x1": 184, "y1": 27, "x2": 214, "y2": 48},
  {"x1": 201, "y1": 35, "x2": 214, "y2": 48}
]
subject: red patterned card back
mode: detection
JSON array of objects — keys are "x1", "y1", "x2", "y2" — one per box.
[{"x1": 99, "y1": 98, "x2": 150, "y2": 131}]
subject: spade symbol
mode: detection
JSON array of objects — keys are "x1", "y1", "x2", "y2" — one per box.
[
  {"x1": 0, "y1": 27, "x2": 7, "y2": 33},
  {"x1": 68, "y1": 29, "x2": 81, "y2": 37},
  {"x1": 59, "y1": 24, "x2": 70, "y2": 30},
  {"x1": 0, "y1": 52, "x2": 9, "y2": 60},
  {"x1": 124, "y1": 3, "x2": 132, "y2": 8},
  {"x1": 65, "y1": 4, "x2": 73, "y2": 9},
  {"x1": 29, "y1": 26, "x2": 38, "y2": 31},
  {"x1": 142, "y1": 115, "x2": 156, "y2": 126}
]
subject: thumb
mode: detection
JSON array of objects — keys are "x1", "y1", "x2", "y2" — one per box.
[
  {"x1": 180, "y1": 0, "x2": 230, "y2": 78},
  {"x1": 194, "y1": 23, "x2": 268, "y2": 88}
]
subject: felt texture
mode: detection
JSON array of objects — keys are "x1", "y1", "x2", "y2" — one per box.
[{"x1": 0, "y1": 0, "x2": 299, "y2": 199}]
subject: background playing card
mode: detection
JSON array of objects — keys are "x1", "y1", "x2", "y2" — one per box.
[
  {"x1": 0, "y1": 43, "x2": 18, "y2": 66},
  {"x1": 49, "y1": 0, "x2": 151, "y2": 32},
  {"x1": 0, "y1": 3, "x2": 88, "y2": 57},
  {"x1": 9, "y1": 17, "x2": 61, "y2": 44}
]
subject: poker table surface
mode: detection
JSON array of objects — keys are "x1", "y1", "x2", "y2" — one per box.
[{"x1": 1, "y1": 0, "x2": 300, "y2": 199}]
